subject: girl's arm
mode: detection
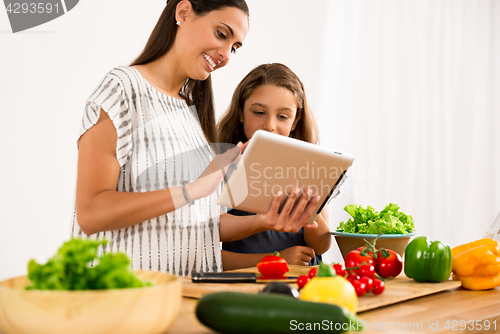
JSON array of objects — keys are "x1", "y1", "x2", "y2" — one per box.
[
  {"x1": 76, "y1": 110, "x2": 241, "y2": 235},
  {"x1": 303, "y1": 206, "x2": 332, "y2": 255},
  {"x1": 219, "y1": 188, "x2": 320, "y2": 242},
  {"x1": 221, "y1": 247, "x2": 315, "y2": 271},
  {"x1": 221, "y1": 250, "x2": 268, "y2": 271}
]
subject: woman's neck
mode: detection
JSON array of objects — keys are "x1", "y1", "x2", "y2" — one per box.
[{"x1": 133, "y1": 55, "x2": 186, "y2": 99}]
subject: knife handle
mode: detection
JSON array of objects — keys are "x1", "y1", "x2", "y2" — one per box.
[{"x1": 191, "y1": 272, "x2": 257, "y2": 283}]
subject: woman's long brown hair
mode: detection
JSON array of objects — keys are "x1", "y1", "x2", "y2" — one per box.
[
  {"x1": 217, "y1": 63, "x2": 319, "y2": 145},
  {"x1": 131, "y1": 0, "x2": 249, "y2": 143}
]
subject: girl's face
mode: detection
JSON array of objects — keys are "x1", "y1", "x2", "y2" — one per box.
[
  {"x1": 242, "y1": 84, "x2": 298, "y2": 140},
  {"x1": 176, "y1": 5, "x2": 248, "y2": 81}
]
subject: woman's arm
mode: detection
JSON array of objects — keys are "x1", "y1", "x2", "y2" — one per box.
[
  {"x1": 76, "y1": 110, "x2": 187, "y2": 235},
  {"x1": 303, "y1": 206, "x2": 332, "y2": 255},
  {"x1": 76, "y1": 109, "x2": 241, "y2": 235}
]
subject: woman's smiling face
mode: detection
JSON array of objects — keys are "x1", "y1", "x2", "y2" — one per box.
[
  {"x1": 242, "y1": 84, "x2": 298, "y2": 140},
  {"x1": 175, "y1": 4, "x2": 248, "y2": 81}
]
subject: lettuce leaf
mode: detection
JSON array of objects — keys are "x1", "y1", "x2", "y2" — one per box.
[
  {"x1": 337, "y1": 203, "x2": 415, "y2": 234},
  {"x1": 26, "y1": 238, "x2": 152, "y2": 290}
]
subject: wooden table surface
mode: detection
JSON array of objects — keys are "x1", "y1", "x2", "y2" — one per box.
[
  {"x1": 1, "y1": 268, "x2": 498, "y2": 334},
  {"x1": 170, "y1": 265, "x2": 500, "y2": 334},
  {"x1": 170, "y1": 287, "x2": 500, "y2": 334}
]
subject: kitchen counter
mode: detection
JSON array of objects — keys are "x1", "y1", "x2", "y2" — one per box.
[
  {"x1": 170, "y1": 265, "x2": 500, "y2": 334},
  {"x1": 170, "y1": 287, "x2": 500, "y2": 334},
  {"x1": 1, "y1": 268, "x2": 498, "y2": 334}
]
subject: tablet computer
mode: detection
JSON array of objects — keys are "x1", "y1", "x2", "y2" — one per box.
[{"x1": 217, "y1": 130, "x2": 355, "y2": 224}]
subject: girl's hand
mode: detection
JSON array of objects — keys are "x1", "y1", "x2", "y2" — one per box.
[
  {"x1": 279, "y1": 246, "x2": 316, "y2": 266},
  {"x1": 263, "y1": 187, "x2": 320, "y2": 233}
]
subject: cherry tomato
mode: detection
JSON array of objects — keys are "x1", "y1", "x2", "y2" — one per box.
[
  {"x1": 375, "y1": 249, "x2": 403, "y2": 278},
  {"x1": 297, "y1": 275, "x2": 310, "y2": 289},
  {"x1": 359, "y1": 276, "x2": 374, "y2": 293},
  {"x1": 358, "y1": 264, "x2": 376, "y2": 278},
  {"x1": 332, "y1": 263, "x2": 346, "y2": 277},
  {"x1": 350, "y1": 279, "x2": 366, "y2": 297},
  {"x1": 346, "y1": 274, "x2": 360, "y2": 282},
  {"x1": 308, "y1": 267, "x2": 318, "y2": 278},
  {"x1": 372, "y1": 278, "x2": 385, "y2": 295}
]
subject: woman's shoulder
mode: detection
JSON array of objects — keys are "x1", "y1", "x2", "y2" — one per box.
[
  {"x1": 91, "y1": 66, "x2": 144, "y2": 97},
  {"x1": 103, "y1": 66, "x2": 140, "y2": 85}
]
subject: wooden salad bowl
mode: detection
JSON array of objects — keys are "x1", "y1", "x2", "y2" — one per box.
[
  {"x1": 0, "y1": 270, "x2": 181, "y2": 334},
  {"x1": 331, "y1": 231, "x2": 416, "y2": 258}
]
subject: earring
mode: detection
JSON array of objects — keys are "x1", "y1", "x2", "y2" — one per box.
[
  {"x1": 291, "y1": 127, "x2": 295, "y2": 131},
  {"x1": 176, "y1": 21, "x2": 181, "y2": 26},
  {"x1": 240, "y1": 118, "x2": 243, "y2": 123}
]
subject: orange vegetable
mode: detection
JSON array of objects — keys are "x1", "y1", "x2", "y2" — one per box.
[
  {"x1": 451, "y1": 238, "x2": 498, "y2": 257},
  {"x1": 453, "y1": 272, "x2": 500, "y2": 291},
  {"x1": 451, "y1": 239, "x2": 500, "y2": 290}
]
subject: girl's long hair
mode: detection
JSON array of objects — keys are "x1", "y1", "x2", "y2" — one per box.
[
  {"x1": 217, "y1": 63, "x2": 319, "y2": 145},
  {"x1": 131, "y1": 0, "x2": 249, "y2": 143}
]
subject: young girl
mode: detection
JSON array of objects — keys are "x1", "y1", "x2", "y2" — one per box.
[
  {"x1": 218, "y1": 63, "x2": 332, "y2": 270},
  {"x1": 71, "y1": 1, "x2": 319, "y2": 277}
]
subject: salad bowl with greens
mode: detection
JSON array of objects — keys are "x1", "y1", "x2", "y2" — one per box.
[
  {"x1": 0, "y1": 238, "x2": 182, "y2": 334},
  {"x1": 331, "y1": 203, "x2": 416, "y2": 258}
]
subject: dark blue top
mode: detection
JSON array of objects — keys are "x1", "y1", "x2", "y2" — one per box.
[{"x1": 222, "y1": 209, "x2": 321, "y2": 266}]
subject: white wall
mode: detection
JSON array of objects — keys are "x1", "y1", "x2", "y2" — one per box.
[
  {"x1": 1, "y1": 0, "x2": 498, "y2": 281},
  {"x1": 0, "y1": 0, "x2": 339, "y2": 281}
]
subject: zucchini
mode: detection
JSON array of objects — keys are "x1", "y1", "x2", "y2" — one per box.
[{"x1": 195, "y1": 291, "x2": 363, "y2": 334}]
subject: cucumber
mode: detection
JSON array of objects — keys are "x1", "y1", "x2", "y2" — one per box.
[{"x1": 195, "y1": 291, "x2": 363, "y2": 334}]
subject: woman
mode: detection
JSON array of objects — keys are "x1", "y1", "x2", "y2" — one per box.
[
  {"x1": 218, "y1": 63, "x2": 332, "y2": 270},
  {"x1": 71, "y1": 1, "x2": 319, "y2": 277}
]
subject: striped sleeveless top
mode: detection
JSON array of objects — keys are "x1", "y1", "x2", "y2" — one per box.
[{"x1": 70, "y1": 66, "x2": 223, "y2": 276}]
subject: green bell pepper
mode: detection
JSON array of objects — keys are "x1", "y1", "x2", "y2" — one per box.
[{"x1": 404, "y1": 236, "x2": 452, "y2": 283}]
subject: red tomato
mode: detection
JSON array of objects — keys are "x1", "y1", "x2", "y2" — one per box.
[
  {"x1": 297, "y1": 275, "x2": 310, "y2": 289},
  {"x1": 308, "y1": 267, "x2": 318, "y2": 278},
  {"x1": 259, "y1": 254, "x2": 284, "y2": 263},
  {"x1": 332, "y1": 263, "x2": 346, "y2": 277},
  {"x1": 257, "y1": 253, "x2": 289, "y2": 278},
  {"x1": 372, "y1": 278, "x2": 385, "y2": 295},
  {"x1": 356, "y1": 246, "x2": 377, "y2": 258},
  {"x1": 359, "y1": 276, "x2": 374, "y2": 293},
  {"x1": 345, "y1": 250, "x2": 375, "y2": 271},
  {"x1": 375, "y1": 249, "x2": 403, "y2": 278},
  {"x1": 350, "y1": 279, "x2": 366, "y2": 297}
]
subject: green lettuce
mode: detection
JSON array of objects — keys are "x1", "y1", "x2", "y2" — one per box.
[
  {"x1": 26, "y1": 238, "x2": 152, "y2": 290},
  {"x1": 337, "y1": 203, "x2": 415, "y2": 234}
]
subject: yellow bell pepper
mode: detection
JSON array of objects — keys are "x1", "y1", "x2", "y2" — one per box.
[
  {"x1": 451, "y1": 239, "x2": 500, "y2": 290},
  {"x1": 299, "y1": 262, "x2": 358, "y2": 314},
  {"x1": 453, "y1": 272, "x2": 500, "y2": 290},
  {"x1": 300, "y1": 276, "x2": 358, "y2": 314},
  {"x1": 451, "y1": 238, "x2": 498, "y2": 257}
]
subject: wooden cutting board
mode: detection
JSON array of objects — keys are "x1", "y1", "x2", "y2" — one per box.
[{"x1": 182, "y1": 265, "x2": 462, "y2": 313}]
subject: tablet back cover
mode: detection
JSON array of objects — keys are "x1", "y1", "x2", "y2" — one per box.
[{"x1": 217, "y1": 131, "x2": 354, "y2": 224}]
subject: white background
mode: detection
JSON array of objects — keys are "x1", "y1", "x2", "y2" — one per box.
[{"x1": 1, "y1": 0, "x2": 499, "y2": 281}]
